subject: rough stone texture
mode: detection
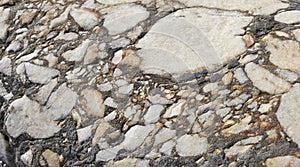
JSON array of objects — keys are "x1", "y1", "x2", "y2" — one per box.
[
  {"x1": 42, "y1": 149, "x2": 60, "y2": 167},
  {"x1": 274, "y1": 10, "x2": 300, "y2": 24},
  {"x1": 245, "y1": 62, "x2": 291, "y2": 94},
  {"x1": 0, "y1": 133, "x2": 8, "y2": 164},
  {"x1": 5, "y1": 96, "x2": 61, "y2": 138},
  {"x1": 121, "y1": 125, "x2": 154, "y2": 151},
  {"x1": 23, "y1": 63, "x2": 60, "y2": 84},
  {"x1": 263, "y1": 35, "x2": 300, "y2": 75},
  {"x1": 266, "y1": 156, "x2": 300, "y2": 167},
  {"x1": 70, "y1": 7, "x2": 100, "y2": 30},
  {"x1": 144, "y1": 105, "x2": 164, "y2": 124},
  {"x1": 0, "y1": 56, "x2": 11, "y2": 76},
  {"x1": 78, "y1": 88, "x2": 105, "y2": 117},
  {"x1": 276, "y1": 83, "x2": 300, "y2": 146},
  {"x1": 178, "y1": 0, "x2": 289, "y2": 15},
  {"x1": 102, "y1": 4, "x2": 149, "y2": 35},
  {"x1": 137, "y1": 8, "x2": 252, "y2": 74},
  {"x1": 45, "y1": 83, "x2": 78, "y2": 120},
  {"x1": 0, "y1": 7, "x2": 10, "y2": 41},
  {"x1": 176, "y1": 135, "x2": 208, "y2": 156},
  {"x1": 62, "y1": 39, "x2": 91, "y2": 62}
]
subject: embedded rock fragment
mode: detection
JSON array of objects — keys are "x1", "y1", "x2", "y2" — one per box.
[
  {"x1": 263, "y1": 35, "x2": 300, "y2": 75},
  {"x1": 266, "y1": 156, "x2": 300, "y2": 167},
  {"x1": 178, "y1": 0, "x2": 288, "y2": 15},
  {"x1": 101, "y1": 4, "x2": 149, "y2": 35},
  {"x1": 78, "y1": 88, "x2": 105, "y2": 117},
  {"x1": 274, "y1": 10, "x2": 300, "y2": 24},
  {"x1": 70, "y1": 7, "x2": 100, "y2": 30},
  {"x1": 276, "y1": 83, "x2": 300, "y2": 146},
  {"x1": 5, "y1": 96, "x2": 61, "y2": 138},
  {"x1": 0, "y1": 7, "x2": 10, "y2": 41},
  {"x1": 0, "y1": 56, "x2": 11, "y2": 76},
  {"x1": 45, "y1": 83, "x2": 78, "y2": 120},
  {"x1": 24, "y1": 63, "x2": 60, "y2": 84},
  {"x1": 137, "y1": 8, "x2": 252, "y2": 74},
  {"x1": 176, "y1": 135, "x2": 208, "y2": 156},
  {"x1": 245, "y1": 62, "x2": 291, "y2": 94}
]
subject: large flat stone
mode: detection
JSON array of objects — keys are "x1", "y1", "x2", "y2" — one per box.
[
  {"x1": 276, "y1": 83, "x2": 300, "y2": 146},
  {"x1": 178, "y1": 0, "x2": 288, "y2": 15},
  {"x1": 274, "y1": 10, "x2": 300, "y2": 24},
  {"x1": 136, "y1": 8, "x2": 252, "y2": 75},
  {"x1": 245, "y1": 62, "x2": 291, "y2": 94},
  {"x1": 176, "y1": 135, "x2": 208, "y2": 156},
  {"x1": 263, "y1": 35, "x2": 300, "y2": 75},
  {"x1": 5, "y1": 96, "x2": 61, "y2": 138}
]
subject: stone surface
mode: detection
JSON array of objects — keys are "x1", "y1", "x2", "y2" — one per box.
[
  {"x1": 121, "y1": 125, "x2": 154, "y2": 151},
  {"x1": 102, "y1": 4, "x2": 149, "y2": 35},
  {"x1": 42, "y1": 149, "x2": 60, "y2": 167},
  {"x1": 5, "y1": 96, "x2": 61, "y2": 138},
  {"x1": 24, "y1": 63, "x2": 60, "y2": 84},
  {"x1": 276, "y1": 83, "x2": 300, "y2": 146},
  {"x1": 0, "y1": 7, "x2": 10, "y2": 41},
  {"x1": 137, "y1": 8, "x2": 252, "y2": 74},
  {"x1": 178, "y1": 0, "x2": 288, "y2": 15},
  {"x1": 266, "y1": 156, "x2": 300, "y2": 167},
  {"x1": 70, "y1": 7, "x2": 100, "y2": 30},
  {"x1": 263, "y1": 35, "x2": 300, "y2": 75},
  {"x1": 176, "y1": 135, "x2": 208, "y2": 156},
  {"x1": 144, "y1": 105, "x2": 164, "y2": 124},
  {"x1": 0, "y1": 133, "x2": 8, "y2": 164},
  {"x1": 78, "y1": 88, "x2": 105, "y2": 117},
  {"x1": 0, "y1": 56, "x2": 11, "y2": 76},
  {"x1": 245, "y1": 62, "x2": 291, "y2": 94},
  {"x1": 62, "y1": 39, "x2": 91, "y2": 62},
  {"x1": 45, "y1": 83, "x2": 78, "y2": 120},
  {"x1": 274, "y1": 10, "x2": 300, "y2": 24}
]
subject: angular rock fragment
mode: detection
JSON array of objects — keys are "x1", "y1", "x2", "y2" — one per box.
[
  {"x1": 45, "y1": 83, "x2": 78, "y2": 120},
  {"x1": 70, "y1": 7, "x2": 100, "y2": 30},
  {"x1": 245, "y1": 62, "x2": 291, "y2": 94},
  {"x1": 101, "y1": 4, "x2": 149, "y2": 35},
  {"x1": 263, "y1": 35, "x2": 300, "y2": 75},
  {"x1": 274, "y1": 10, "x2": 300, "y2": 24},
  {"x1": 137, "y1": 8, "x2": 252, "y2": 74},
  {"x1": 121, "y1": 125, "x2": 154, "y2": 151},
  {"x1": 42, "y1": 149, "x2": 60, "y2": 167},
  {"x1": 266, "y1": 156, "x2": 300, "y2": 167},
  {"x1": 178, "y1": 0, "x2": 288, "y2": 15},
  {"x1": 5, "y1": 96, "x2": 61, "y2": 138},
  {"x1": 24, "y1": 63, "x2": 60, "y2": 84},
  {"x1": 176, "y1": 135, "x2": 208, "y2": 156},
  {"x1": 78, "y1": 88, "x2": 105, "y2": 117},
  {"x1": 0, "y1": 56, "x2": 11, "y2": 76},
  {"x1": 0, "y1": 7, "x2": 10, "y2": 41},
  {"x1": 62, "y1": 39, "x2": 91, "y2": 62},
  {"x1": 276, "y1": 83, "x2": 300, "y2": 146}
]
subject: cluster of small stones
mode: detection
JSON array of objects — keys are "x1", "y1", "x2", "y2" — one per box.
[{"x1": 0, "y1": 0, "x2": 300, "y2": 166}]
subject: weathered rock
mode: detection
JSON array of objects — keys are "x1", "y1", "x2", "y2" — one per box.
[
  {"x1": 245, "y1": 62, "x2": 291, "y2": 94},
  {"x1": 263, "y1": 35, "x2": 300, "y2": 75},
  {"x1": 276, "y1": 83, "x2": 300, "y2": 146},
  {"x1": 20, "y1": 9, "x2": 37, "y2": 24},
  {"x1": 0, "y1": 56, "x2": 11, "y2": 76},
  {"x1": 144, "y1": 105, "x2": 164, "y2": 124},
  {"x1": 121, "y1": 125, "x2": 154, "y2": 151},
  {"x1": 137, "y1": 8, "x2": 252, "y2": 74},
  {"x1": 96, "y1": 0, "x2": 136, "y2": 5},
  {"x1": 50, "y1": 6, "x2": 71, "y2": 28},
  {"x1": 78, "y1": 88, "x2": 105, "y2": 117},
  {"x1": 62, "y1": 39, "x2": 91, "y2": 62},
  {"x1": 153, "y1": 128, "x2": 176, "y2": 146},
  {"x1": 0, "y1": 133, "x2": 8, "y2": 164},
  {"x1": 70, "y1": 7, "x2": 100, "y2": 30},
  {"x1": 293, "y1": 29, "x2": 300, "y2": 42},
  {"x1": 20, "y1": 150, "x2": 33, "y2": 166},
  {"x1": 32, "y1": 78, "x2": 58, "y2": 104},
  {"x1": 0, "y1": 7, "x2": 10, "y2": 41},
  {"x1": 101, "y1": 4, "x2": 149, "y2": 35},
  {"x1": 163, "y1": 100, "x2": 185, "y2": 118},
  {"x1": 178, "y1": 0, "x2": 288, "y2": 15},
  {"x1": 176, "y1": 135, "x2": 208, "y2": 156},
  {"x1": 24, "y1": 63, "x2": 60, "y2": 84},
  {"x1": 5, "y1": 96, "x2": 61, "y2": 138},
  {"x1": 266, "y1": 156, "x2": 300, "y2": 167},
  {"x1": 222, "y1": 115, "x2": 252, "y2": 135},
  {"x1": 76, "y1": 125, "x2": 92, "y2": 143},
  {"x1": 42, "y1": 149, "x2": 60, "y2": 167},
  {"x1": 274, "y1": 10, "x2": 300, "y2": 24},
  {"x1": 45, "y1": 83, "x2": 78, "y2": 120}
]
